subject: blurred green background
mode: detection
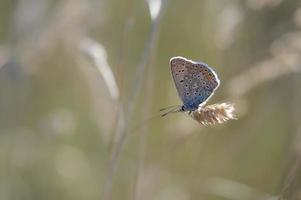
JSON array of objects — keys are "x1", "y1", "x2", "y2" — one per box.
[{"x1": 1, "y1": 0, "x2": 301, "y2": 200}]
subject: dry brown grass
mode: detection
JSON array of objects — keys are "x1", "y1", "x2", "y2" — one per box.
[{"x1": 189, "y1": 102, "x2": 236, "y2": 125}]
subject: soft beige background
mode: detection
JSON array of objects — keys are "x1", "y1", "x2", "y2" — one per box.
[{"x1": 0, "y1": 0, "x2": 301, "y2": 199}]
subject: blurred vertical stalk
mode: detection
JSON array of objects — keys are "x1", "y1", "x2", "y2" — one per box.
[
  {"x1": 81, "y1": 38, "x2": 120, "y2": 101},
  {"x1": 132, "y1": 55, "x2": 157, "y2": 200},
  {"x1": 278, "y1": 128, "x2": 301, "y2": 200},
  {"x1": 102, "y1": 0, "x2": 169, "y2": 200}
]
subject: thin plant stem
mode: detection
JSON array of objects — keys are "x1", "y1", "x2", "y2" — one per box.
[
  {"x1": 278, "y1": 157, "x2": 301, "y2": 200},
  {"x1": 278, "y1": 128, "x2": 301, "y2": 200},
  {"x1": 107, "y1": 0, "x2": 135, "y2": 168},
  {"x1": 101, "y1": 1, "x2": 169, "y2": 199},
  {"x1": 132, "y1": 49, "x2": 158, "y2": 200}
]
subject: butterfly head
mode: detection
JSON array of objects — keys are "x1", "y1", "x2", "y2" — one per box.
[{"x1": 181, "y1": 104, "x2": 198, "y2": 112}]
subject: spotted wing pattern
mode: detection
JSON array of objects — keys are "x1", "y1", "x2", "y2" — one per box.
[{"x1": 170, "y1": 56, "x2": 220, "y2": 111}]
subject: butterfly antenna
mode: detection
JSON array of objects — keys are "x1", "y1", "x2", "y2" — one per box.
[
  {"x1": 160, "y1": 106, "x2": 183, "y2": 117},
  {"x1": 159, "y1": 105, "x2": 180, "y2": 111}
]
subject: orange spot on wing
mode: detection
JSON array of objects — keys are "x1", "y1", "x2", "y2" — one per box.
[{"x1": 204, "y1": 71, "x2": 213, "y2": 80}]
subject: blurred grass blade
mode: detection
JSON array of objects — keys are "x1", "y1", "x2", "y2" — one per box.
[
  {"x1": 81, "y1": 38, "x2": 120, "y2": 101},
  {"x1": 146, "y1": 0, "x2": 162, "y2": 21}
]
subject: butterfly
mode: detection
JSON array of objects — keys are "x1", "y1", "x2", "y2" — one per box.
[{"x1": 161, "y1": 56, "x2": 220, "y2": 116}]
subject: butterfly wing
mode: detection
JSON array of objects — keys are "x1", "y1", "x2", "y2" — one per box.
[{"x1": 170, "y1": 56, "x2": 220, "y2": 111}]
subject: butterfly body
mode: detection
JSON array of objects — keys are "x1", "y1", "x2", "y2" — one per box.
[{"x1": 170, "y1": 56, "x2": 220, "y2": 112}]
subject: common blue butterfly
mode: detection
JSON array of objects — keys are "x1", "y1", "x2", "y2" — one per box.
[{"x1": 161, "y1": 56, "x2": 220, "y2": 116}]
